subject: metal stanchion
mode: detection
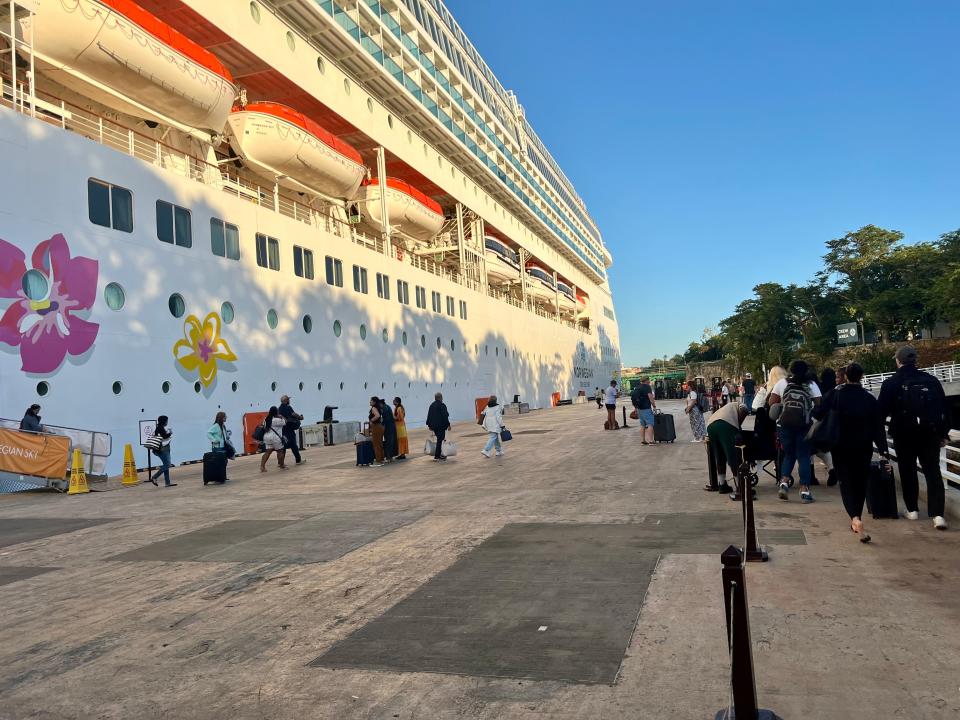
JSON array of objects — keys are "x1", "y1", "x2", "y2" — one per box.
[
  {"x1": 621, "y1": 405, "x2": 630, "y2": 429},
  {"x1": 714, "y1": 546, "x2": 781, "y2": 720}
]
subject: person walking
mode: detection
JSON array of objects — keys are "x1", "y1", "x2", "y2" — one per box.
[
  {"x1": 752, "y1": 365, "x2": 785, "y2": 412},
  {"x1": 595, "y1": 387, "x2": 603, "y2": 409},
  {"x1": 368, "y1": 397, "x2": 385, "y2": 464},
  {"x1": 19, "y1": 404, "x2": 42, "y2": 432},
  {"x1": 685, "y1": 381, "x2": 706, "y2": 442},
  {"x1": 427, "y1": 392, "x2": 451, "y2": 461},
  {"x1": 632, "y1": 377, "x2": 657, "y2": 444},
  {"x1": 260, "y1": 406, "x2": 287, "y2": 472},
  {"x1": 149, "y1": 415, "x2": 176, "y2": 487},
  {"x1": 393, "y1": 397, "x2": 409, "y2": 459},
  {"x1": 720, "y1": 380, "x2": 731, "y2": 406},
  {"x1": 769, "y1": 360, "x2": 821, "y2": 503},
  {"x1": 603, "y1": 380, "x2": 618, "y2": 430},
  {"x1": 705, "y1": 402, "x2": 748, "y2": 494},
  {"x1": 206, "y1": 411, "x2": 234, "y2": 484},
  {"x1": 380, "y1": 397, "x2": 397, "y2": 463},
  {"x1": 479, "y1": 395, "x2": 505, "y2": 458},
  {"x1": 878, "y1": 345, "x2": 950, "y2": 530},
  {"x1": 278, "y1": 395, "x2": 304, "y2": 465},
  {"x1": 816, "y1": 363, "x2": 888, "y2": 542},
  {"x1": 741, "y1": 373, "x2": 756, "y2": 413}
]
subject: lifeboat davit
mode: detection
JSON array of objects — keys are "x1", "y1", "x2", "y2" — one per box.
[
  {"x1": 227, "y1": 102, "x2": 366, "y2": 200},
  {"x1": 357, "y1": 178, "x2": 444, "y2": 243},
  {"x1": 484, "y1": 236, "x2": 520, "y2": 284},
  {"x1": 525, "y1": 263, "x2": 557, "y2": 308},
  {"x1": 26, "y1": 0, "x2": 236, "y2": 132}
]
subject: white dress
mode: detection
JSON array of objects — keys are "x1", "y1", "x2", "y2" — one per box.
[{"x1": 263, "y1": 417, "x2": 286, "y2": 451}]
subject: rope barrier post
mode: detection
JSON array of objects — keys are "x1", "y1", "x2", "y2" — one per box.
[
  {"x1": 741, "y1": 461, "x2": 768, "y2": 563},
  {"x1": 621, "y1": 405, "x2": 630, "y2": 429},
  {"x1": 715, "y1": 546, "x2": 782, "y2": 720}
]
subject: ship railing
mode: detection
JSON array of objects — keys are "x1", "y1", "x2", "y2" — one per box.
[
  {"x1": 863, "y1": 362, "x2": 960, "y2": 391},
  {"x1": 1, "y1": 74, "x2": 593, "y2": 334},
  {"x1": 0, "y1": 418, "x2": 112, "y2": 484}
]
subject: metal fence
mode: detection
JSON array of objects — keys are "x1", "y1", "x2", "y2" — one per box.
[
  {"x1": 863, "y1": 363, "x2": 960, "y2": 392},
  {"x1": 0, "y1": 419, "x2": 112, "y2": 493}
]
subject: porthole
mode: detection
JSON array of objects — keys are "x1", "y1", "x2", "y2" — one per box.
[
  {"x1": 360, "y1": 324, "x2": 367, "y2": 340},
  {"x1": 221, "y1": 301, "x2": 235, "y2": 324},
  {"x1": 194, "y1": 381, "x2": 202, "y2": 394},
  {"x1": 364, "y1": 382, "x2": 368, "y2": 390},
  {"x1": 333, "y1": 320, "x2": 342, "y2": 337},
  {"x1": 382, "y1": 329, "x2": 388, "y2": 343},
  {"x1": 496, "y1": 347, "x2": 499, "y2": 356},
  {"x1": 317, "y1": 382, "x2": 323, "y2": 391},
  {"x1": 232, "y1": 381, "x2": 239, "y2": 392},
  {"x1": 402, "y1": 331, "x2": 408, "y2": 345},
  {"x1": 387, "y1": 114, "x2": 394, "y2": 128},
  {"x1": 249, "y1": 1, "x2": 261, "y2": 23},
  {"x1": 381, "y1": 382, "x2": 385, "y2": 389},
  {"x1": 485, "y1": 345, "x2": 489, "y2": 355},
  {"x1": 316, "y1": 56, "x2": 325, "y2": 73},
  {"x1": 437, "y1": 156, "x2": 443, "y2": 168},
  {"x1": 36, "y1": 381, "x2": 49, "y2": 397},
  {"x1": 450, "y1": 339, "x2": 455, "y2": 351},
  {"x1": 407, "y1": 130, "x2": 412, "y2": 143},
  {"x1": 436, "y1": 337, "x2": 442, "y2": 349},
  {"x1": 451, "y1": 167, "x2": 456, "y2": 178},
  {"x1": 303, "y1": 314, "x2": 313, "y2": 333},
  {"x1": 423, "y1": 143, "x2": 428, "y2": 156},
  {"x1": 285, "y1": 31, "x2": 296, "y2": 51},
  {"x1": 112, "y1": 381, "x2": 123, "y2": 395},
  {"x1": 298, "y1": 381, "x2": 304, "y2": 391},
  {"x1": 420, "y1": 334, "x2": 426, "y2": 348},
  {"x1": 161, "y1": 381, "x2": 170, "y2": 394},
  {"x1": 271, "y1": 381, "x2": 278, "y2": 392},
  {"x1": 344, "y1": 78, "x2": 351, "y2": 95},
  {"x1": 339, "y1": 382, "x2": 344, "y2": 390},
  {"x1": 408, "y1": 382, "x2": 411, "y2": 388},
  {"x1": 104, "y1": 282, "x2": 125, "y2": 311},
  {"x1": 267, "y1": 308, "x2": 278, "y2": 329},
  {"x1": 168, "y1": 293, "x2": 185, "y2": 318},
  {"x1": 366, "y1": 98, "x2": 374, "y2": 113}
]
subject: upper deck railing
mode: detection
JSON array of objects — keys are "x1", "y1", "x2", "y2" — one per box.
[
  {"x1": 0, "y1": 75, "x2": 591, "y2": 334},
  {"x1": 862, "y1": 363, "x2": 960, "y2": 392}
]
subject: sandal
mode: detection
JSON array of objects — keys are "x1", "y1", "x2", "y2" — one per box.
[{"x1": 851, "y1": 519, "x2": 871, "y2": 543}]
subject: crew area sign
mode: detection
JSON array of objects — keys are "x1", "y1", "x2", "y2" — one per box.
[{"x1": 837, "y1": 322, "x2": 859, "y2": 345}]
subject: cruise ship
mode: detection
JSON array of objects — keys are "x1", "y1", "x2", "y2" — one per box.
[{"x1": 0, "y1": 0, "x2": 621, "y2": 474}]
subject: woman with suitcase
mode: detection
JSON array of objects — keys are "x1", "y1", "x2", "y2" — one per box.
[{"x1": 205, "y1": 411, "x2": 234, "y2": 484}]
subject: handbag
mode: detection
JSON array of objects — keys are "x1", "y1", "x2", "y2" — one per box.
[
  {"x1": 808, "y1": 399, "x2": 841, "y2": 449},
  {"x1": 143, "y1": 435, "x2": 162, "y2": 452},
  {"x1": 251, "y1": 423, "x2": 266, "y2": 442},
  {"x1": 499, "y1": 428, "x2": 513, "y2": 442},
  {"x1": 424, "y1": 435, "x2": 437, "y2": 455},
  {"x1": 629, "y1": 409, "x2": 639, "y2": 420},
  {"x1": 441, "y1": 438, "x2": 458, "y2": 456}
]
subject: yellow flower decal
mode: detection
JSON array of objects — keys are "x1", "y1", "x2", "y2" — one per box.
[{"x1": 173, "y1": 312, "x2": 237, "y2": 387}]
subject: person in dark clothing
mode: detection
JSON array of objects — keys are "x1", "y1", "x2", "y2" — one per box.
[
  {"x1": 19, "y1": 404, "x2": 42, "y2": 432},
  {"x1": 426, "y1": 392, "x2": 451, "y2": 461},
  {"x1": 878, "y1": 345, "x2": 950, "y2": 530},
  {"x1": 278, "y1": 395, "x2": 304, "y2": 465},
  {"x1": 741, "y1": 374, "x2": 756, "y2": 414},
  {"x1": 820, "y1": 367, "x2": 837, "y2": 393},
  {"x1": 816, "y1": 363, "x2": 888, "y2": 542},
  {"x1": 379, "y1": 398, "x2": 397, "y2": 461},
  {"x1": 149, "y1": 415, "x2": 176, "y2": 487}
]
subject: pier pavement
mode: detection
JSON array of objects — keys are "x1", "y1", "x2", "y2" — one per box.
[{"x1": 0, "y1": 400, "x2": 957, "y2": 719}]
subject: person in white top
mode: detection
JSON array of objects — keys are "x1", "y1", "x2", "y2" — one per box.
[
  {"x1": 685, "y1": 382, "x2": 706, "y2": 442},
  {"x1": 479, "y1": 395, "x2": 506, "y2": 457},
  {"x1": 602, "y1": 381, "x2": 619, "y2": 429},
  {"x1": 769, "y1": 360, "x2": 821, "y2": 503}
]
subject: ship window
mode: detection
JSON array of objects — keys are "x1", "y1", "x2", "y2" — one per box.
[
  {"x1": 325, "y1": 256, "x2": 343, "y2": 287},
  {"x1": 343, "y1": 78, "x2": 351, "y2": 95},
  {"x1": 333, "y1": 320, "x2": 342, "y2": 337},
  {"x1": 450, "y1": 339, "x2": 455, "y2": 351},
  {"x1": 232, "y1": 381, "x2": 239, "y2": 392},
  {"x1": 436, "y1": 337, "x2": 442, "y2": 349},
  {"x1": 104, "y1": 282, "x2": 125, "y2": 311},
  {"x1": 445, "y1": 296, "x2": 455, "y2": 317},
  {"x1": 382, "y1": 329, "x2": 388, "y2": 343},
  {"x1": 220, "y1": 301, "x2": 234, "y2": 324},
  {"x1": 112, "y1": 381, "x2": 123, "y2": 395},
  {"x1": 271, "y1": 382, "x2": 277, "y2": 392},
  {"x1": 211, "y1": 218, "x2": 240, "y2": 260},
  {"x1": 285, "y1": 31, "x2": 296, "y2": 51},
  {"x1": 316, "y1": 56, "x2": 325, "y2": 73},
  {"x1": 168, "y1": 293, "x2": 185, "y2": 318},
  {"x1": 303, "y1": 315, "x2": 313, "y2": 333},
  {"x1": 87, "y1": 179, "x2": 133, "y2": 232},
  {"x1": 36, "y1": 381, "x2": 49, "y2": 397},
  {"x1": 397, "y1": 279, "x2": 410, "y2": 305},
  {"x1": 249, "y1": 1, "x2": 260, "y2": 22},
  {"x1": 402, "y1": 331, "x2": 408, "y2": 345},
  {"x1": 156, "y1": 200, "x2": 192, "y2": 248},
  {"x1": 161, "y1": 381, "x2": 170, "y2": 394},
  {"x1": 294, "y1": 246, "x2": 315, "y2": 279},
  {"x1": 376, "y1": 272, "x2": 390, "y2": 299},
  {"x1": 255, "y1": 233, "x2": 280, "y2": 271},
  {"x1": 387, "y1": 114, "x2": 394, "y2": 128},
  {"x1": 352, "y1": 265, "x2": 368, "y2": 294},
  {"x1": 266, "y1": 309, "x2": 278, "y2": 329},
  {"x1": 459, "y1": 300, "x2": 467, "y2": 320},
  {"x1": 431, "y1": 291, "x2": 441, "y2": 313},
  {"x1": 420, "y1": 334, "x2": 426, "y2": 348},
  {"x1": 367, "y1": 98, "x2": 374, "y2": 113},
  {"x1": 415, "y1": 285, "x2": 426, "y2": 309},
  {"x1": 360, "y1": 324, "x2": 367, "y2": 340}
]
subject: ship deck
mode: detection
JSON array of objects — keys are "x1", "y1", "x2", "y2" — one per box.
[{"x1": 0, "y1": 400, "x2": 957, "y2": 719}]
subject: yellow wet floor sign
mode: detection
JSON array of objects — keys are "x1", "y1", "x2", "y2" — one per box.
[
  {"x1": 122, "y1": 443, "x2": 139, "y2": 486},
  {"x1": 67, "y1": 448, "x2": 89, "y2": 495}
]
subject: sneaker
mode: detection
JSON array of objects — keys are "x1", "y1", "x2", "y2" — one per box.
[
  {"x1": 905, "y1": 511, "x2": 920, "y2": 521},
  {"x1": 164, "y1": 483, "x2": 178, "y2": 488},
  {"x1": 481, "y1": 450, "x2": 492, "y2": 458},
  {"x1": 778, "y1": 482, "x2": 789, "y2": 500},
  {"x1": 495, "y1": 451, "x2": 505, "y2": 457},
  {"x1": 933, "y1": 516, "x2": 948, "y2": 530},
  {"x1": 826, "y1": 469, "x2": 838, "y2": 487},
  {"x1": 800, "y1": 490, "x2": 814, "y2": 504}
]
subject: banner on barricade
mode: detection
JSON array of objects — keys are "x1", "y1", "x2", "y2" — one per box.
[{"x1": 0, "y1": 428, "x2": 71, "y2": 478}]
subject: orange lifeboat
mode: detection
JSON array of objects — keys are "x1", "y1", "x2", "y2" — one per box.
[
  {"x1": 227, "y1": 102, "x2": 366, "y2": 200},
  {"x1": 26, "y1": 0, "x2": 236, "y2": 132},
  {"x1": 357, "y1": 178, "x2": 444, "y2": 243}
]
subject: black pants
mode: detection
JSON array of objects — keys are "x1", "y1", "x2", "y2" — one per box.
[
  {"x1": 895, "y1": 436, "x2": 945, "y2": 517},
  {"x1": 283, "y1": 428, "x2": 301, "y2": 464},
  {"x1": 707, "y1": 421, "x2": 740, "y2": 479},
  {"x1": 434, "y1": 427, "x2": 446, "y2": 459},
  {"x1": 834, "y1": 446, "x2": 872, "y2": 520}
]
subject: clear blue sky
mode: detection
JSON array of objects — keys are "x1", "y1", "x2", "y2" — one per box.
[{"x1": 447, "y1": 0, "x2": 960, "y2": 365}]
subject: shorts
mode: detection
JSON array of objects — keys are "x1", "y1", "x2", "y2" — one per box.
[
  {"x1": 638, "y1": 409, "x2": 656, "y2": 427},
  {"x1": 605, "y1": 404, "x2": 616, "y2": 410}
]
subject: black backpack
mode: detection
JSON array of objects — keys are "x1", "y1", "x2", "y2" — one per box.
[
  {"x1": 899, "y1": 374, "x2": 942, "y2": 432},
  {"x1": 778, "y1": 382, "x2": 813, "y2": 428}
]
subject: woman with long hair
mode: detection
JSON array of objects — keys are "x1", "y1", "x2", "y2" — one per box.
[
  {"x1": 393, "y1": 397, "x2": 409, "y2": 459},
  {"x1": 685, "y1": 380, "x2": 706, "y2": 442},
  {"x1": 149, "y1": 415, "x2": 175, "y2": 487},
  {"x1": 260, "y1": 406, "x2": 287, "y2": 472},
  {"x1": 369, "y1": 397, "x2": 385, "y2": 464}
]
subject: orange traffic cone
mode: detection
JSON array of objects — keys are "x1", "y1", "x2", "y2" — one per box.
[{"x1": 67, "y1": 448, "x2": 89, "y2": 495}]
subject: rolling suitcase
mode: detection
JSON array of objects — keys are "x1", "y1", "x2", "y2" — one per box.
[
  {"x1": 653, "y1": 412, "x2": 676, "y2": 442},
  {"x1": 356, "y1": 440, "x2": 375, "y2": 466},
  {"x1": 202, "y1": 451, "x2": 227, "y2": 485},
  {"x1": 866, "y1": 460, "x2": 899, "y2": 519}
]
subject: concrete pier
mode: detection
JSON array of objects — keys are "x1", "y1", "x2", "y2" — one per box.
[{"x1": 0, "y1": 400, "x2": 957, "y2": 719}]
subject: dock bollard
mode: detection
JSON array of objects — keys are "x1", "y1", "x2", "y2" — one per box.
[{"x1": 714, "y1": 546, "x2": 782, "y2": 720}]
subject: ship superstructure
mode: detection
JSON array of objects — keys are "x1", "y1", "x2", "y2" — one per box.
[{"x1": 0, "y1": 0, "x2": 621, "y2": 473}]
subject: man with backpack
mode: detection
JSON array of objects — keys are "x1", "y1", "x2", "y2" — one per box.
[
  {"x1": 878, "y1": 346, "x2": 949, "y2": 530},
  {"x1": 769, "y1": 359, "x2": 821, "y2": 504}
]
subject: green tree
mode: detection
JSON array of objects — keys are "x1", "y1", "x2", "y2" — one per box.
[{"x1": 719, "y1": 283, "x2": 799, "y2": 371}]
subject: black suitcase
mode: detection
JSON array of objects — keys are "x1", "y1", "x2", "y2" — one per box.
[
  {"x1": 866, "y1": 460, "x2": 899, "y2": 519},
  {"x1": 356, "y1": 440, "x2": 375, "y2": 466},
  {"x1": 653, "y1": 412, "x2": 676, "y2": 442},
  {"x1": 202, "y1": 451, "x2": 227, "y2": 485}
]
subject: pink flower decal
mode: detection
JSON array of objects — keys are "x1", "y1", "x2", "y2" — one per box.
[{"x1": 0, "y1": 234, "x2": 99, "y2": 374}]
